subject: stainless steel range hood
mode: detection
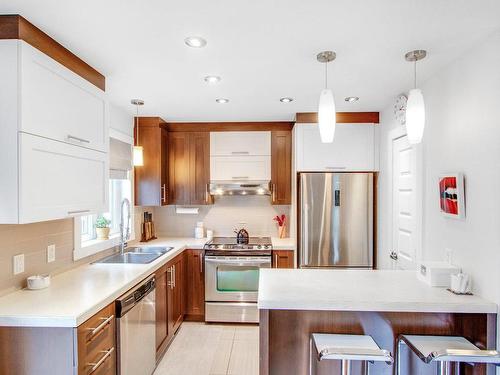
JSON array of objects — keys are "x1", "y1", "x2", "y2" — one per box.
[{"x1": 209, "y1": 181, "x2": 271, "y2": 196}]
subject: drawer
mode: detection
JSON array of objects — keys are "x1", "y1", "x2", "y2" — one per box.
[
  {"x1": 210, "y1": 155, "x2": 271, "y2": 181},
  {"x1": 77, "y1": 303, "x2": 116, "y2": 375}
]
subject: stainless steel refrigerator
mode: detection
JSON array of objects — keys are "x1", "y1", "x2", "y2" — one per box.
[{"x1": 298, "y1": 173, "x2": 374, "y2": 268}]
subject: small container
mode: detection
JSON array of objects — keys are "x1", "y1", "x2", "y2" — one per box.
[
  {"x1": 27, "y1": 274, "x2": 51, "y2": 290},
  {"x1": 195, "y1": 222, "x2": 204, "y2": 239},
  {"x1": 206, "y1": 229, "x2": 214, "y2": 240}
]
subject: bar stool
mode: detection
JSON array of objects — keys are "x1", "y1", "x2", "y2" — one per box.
[
  {"x1": 397, "y1": 335, "x2": 500, "y2": 375},
  {"x1": 310, "y1": 333, "x2": 394, "y2": 375}
]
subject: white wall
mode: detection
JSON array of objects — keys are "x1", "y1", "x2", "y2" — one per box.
[
  {"x1": 378, "y1": 30, "x2": 500, "y2": 349},
  {"x1": 152, "y1": 196, "x2": 290, "y2": 238}
]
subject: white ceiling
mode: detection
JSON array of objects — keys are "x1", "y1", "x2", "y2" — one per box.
[{"x1": 2, "y1": 0, "x2": 500, "y2": 121}]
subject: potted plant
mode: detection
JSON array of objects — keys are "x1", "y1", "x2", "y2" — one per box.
[{"x1": 95, "y1": 216, "x2": 111, "y2": 240}]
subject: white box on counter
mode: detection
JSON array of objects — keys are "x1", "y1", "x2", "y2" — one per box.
[{"x1": 417, "y1": 261, "x2": 460, "y2": 287}]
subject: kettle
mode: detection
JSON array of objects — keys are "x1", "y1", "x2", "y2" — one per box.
[{"x1": 234, "y1": 228, "x2": 249, "y2": 244}]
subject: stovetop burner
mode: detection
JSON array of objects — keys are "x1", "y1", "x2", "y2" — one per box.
[{"x1": 204, "y1": 237, "x2": 272, "y2": 256}]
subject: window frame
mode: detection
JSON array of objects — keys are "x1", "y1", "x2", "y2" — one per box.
[{"x1": 73, "y1": 130, "x2": 135, "y2": 261}]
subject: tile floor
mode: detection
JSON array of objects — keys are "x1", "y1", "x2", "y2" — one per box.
[{"x1": 154, "y1": 322, "x2": 259, "y2": 375}]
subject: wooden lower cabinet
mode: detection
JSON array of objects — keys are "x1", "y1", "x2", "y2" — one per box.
[
  {"x1": 77, "y1": 303, "x2": 116, "y2": 375},
  {"x1": 168, "y1": 253, "x2": 185, "y2": 334},
  {"x1": 155, "y1": 252, "x2": 186, "y2": 360},
  {"x1": 155, "y1": 264, "x2": 169, "y2": 359},
  {"x1": 0, "y1": 302, "x2": 116, "y2": 375},
  {"x1": 272, "y1": 250, "x2": 295, "y2": 268},
  {"x1": 185, "y1": 249, "x2": 205, "y2": 321}
]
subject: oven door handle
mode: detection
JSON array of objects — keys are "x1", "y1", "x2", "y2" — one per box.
[{"x1": 205, "y1": 256, "x2": 271, "y2": 265}]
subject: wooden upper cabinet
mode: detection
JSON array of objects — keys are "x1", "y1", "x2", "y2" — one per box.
[
  {"x1": 271, "y1": 130, "x2": 292, "y2": 205},
  {"x1": 169, "y1": 131, "x2": 211, "y2": 205},
  {"x1": 189, "y1": 132, "x2": 211, "y2": 205},
  {"x1": 134, "y1": 117, "x2": 169, "y2": 206}
]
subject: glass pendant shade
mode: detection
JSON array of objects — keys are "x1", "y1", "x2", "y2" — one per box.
[
  {"x1": 318, "y1": 88, "x2": 336, "y2": 143},
  {"x1": 406, "y1": 88, "x2": 425, "y2": 144},
  {"x1": 133, "y1": 146, "x2": 144, "y2": 166}
]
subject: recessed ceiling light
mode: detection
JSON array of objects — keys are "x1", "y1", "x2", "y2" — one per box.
[
  {"x1": 345, "y1": 96, "x2": 359, "y2": 102},
  {"x1": 204, "y1": 75, "x2": 221, "y2": 84},
  {"x1": 184, "y1": 36, "x2": 207, "y2": 48},
  {"x1": 216, "y1": 98, "x2": 229, "y2": 104},
  {"x1": 280, "y1": 97, "x2": 294, "y2": 103}
]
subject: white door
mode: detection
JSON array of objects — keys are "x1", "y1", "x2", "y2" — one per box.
[{"x1": 391, "y1": 135, "x2": 418, "y2": 270}]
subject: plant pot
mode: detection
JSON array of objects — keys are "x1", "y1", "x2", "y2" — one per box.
[{"x1": 96, "y1": 227, "x2": 110, "y2": 240}]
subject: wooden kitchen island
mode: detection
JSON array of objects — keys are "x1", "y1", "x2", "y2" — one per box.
[{"x1": 258, "y1": 269, "x2": 497, "y2": 375}]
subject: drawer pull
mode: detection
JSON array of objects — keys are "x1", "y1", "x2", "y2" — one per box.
[
  {"x1": 231, "y1": 151, "x2": 249, "y2": 155},
  {"x1": 232, "y1": 176, "x2": 249, "y2": 180},
  {"x1": 86, "y1": 315, "x2": 114, "y2": 342},
  {"x1": 87, "y1": 347, "x2": 114, "y2": 374},
  {"x1": 67, "y1": 134, "x2": 90, "y2": 144},
  {"x1": 325, "y1": 166, "x2": 347, "y2": 170},
  {"x1": 68, "y1": 209, "x2": 90, "y2": 215}
]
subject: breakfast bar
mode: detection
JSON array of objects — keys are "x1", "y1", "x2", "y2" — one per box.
[{"x1": 258, "y1": 269, "x2": 498, "y2": 375}]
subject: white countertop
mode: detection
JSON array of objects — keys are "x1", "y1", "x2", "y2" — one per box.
[
  {"x1": 258, "y1": 269, "x2": 497, "y2": 314},
  {"x1": 0, "y1": 238, "x2": 206, "y2": 328},
  {"x1": 0, "y1": 236, "x2": 295, "y2": 328}
]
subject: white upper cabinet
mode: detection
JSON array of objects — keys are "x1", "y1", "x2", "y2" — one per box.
[
  {"x1": 0, "y1": 40, "x2": 108, "y2": 223},
  {"x1": 210, "y1": 131, "x2": 271, "y2": 156},
  {"x1": 210, "y1": 156, "x2": 271, "y2": 181},
  {"x1": 295, "y1": 123, "x2": 378, "y2": 171},
  {"x1": 18, "y1": 133, "x2": 108, "y2": 223},
  {"x1": 210, "y1": 131, "x2": 271, "y2": 181},
  {"x1": 19, "y1": 41, "x2": 108, "y2": 152}
]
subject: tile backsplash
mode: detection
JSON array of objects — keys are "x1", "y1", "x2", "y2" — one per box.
[
  {"x1": 0, "y1": 219, "x2": 115, "y2": 296},
  {"x1": 154, "y1": 196, "x2": 290, "y2": 238}
]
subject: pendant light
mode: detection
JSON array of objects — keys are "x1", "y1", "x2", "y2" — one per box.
[
  {"x1": 405, "y1": 50, "x2": 427, "y2": 144},
  {"x1": 317, "y1": 51, "x2": 337, "y2": 143},
  {"x1": 131, "y1": 99, "x2": 145, "y2": 167}
]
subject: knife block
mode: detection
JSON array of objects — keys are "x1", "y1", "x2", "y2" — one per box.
[{"x1": 141, "y1": 221, "x2": 157, "y2": 242}]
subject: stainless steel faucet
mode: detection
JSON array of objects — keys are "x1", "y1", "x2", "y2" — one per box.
[{"x1": 120, "y1": 198, "x2": 131, "y2": 255}]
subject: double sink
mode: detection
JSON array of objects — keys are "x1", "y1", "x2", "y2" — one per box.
[{"x1": 95, "y1": 246, "x2": 174, "y2": 264}]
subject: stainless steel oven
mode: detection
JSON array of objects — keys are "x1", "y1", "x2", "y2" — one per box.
[{"x1": 205, "y1": 255, "x2": 271, "y2": 323}]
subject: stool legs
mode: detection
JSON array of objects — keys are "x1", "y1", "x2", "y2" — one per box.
[
  {"x1": 436, "y1": 361, "x2": 452, "y2": 375},
  {"x1": 340, "y1": 359, "x2": 351, "y2": 375}
]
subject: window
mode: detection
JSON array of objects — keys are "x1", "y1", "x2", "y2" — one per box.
[
  {"x1": 79, "y1": 178, "x2": 132, "y2": 243},
  {"x1": 74, "y1": 173, "x2": 133, "y2": 260}
]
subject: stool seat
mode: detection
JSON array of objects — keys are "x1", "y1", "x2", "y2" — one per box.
[
  {"x1": 312, "y1": 333, "x2": 393, "y2": 364},
  {"x1": 399, "y1": 335, "x2": 500, "y2": 365}
]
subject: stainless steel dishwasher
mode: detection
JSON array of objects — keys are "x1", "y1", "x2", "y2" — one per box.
[{"x1": 116, "y1": 276, "x2": 156, "y2": 375}]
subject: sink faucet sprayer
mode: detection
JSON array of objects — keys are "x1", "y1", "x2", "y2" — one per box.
[{"x1": 120, "y1": 198, "x2": 131, "y2": 255}]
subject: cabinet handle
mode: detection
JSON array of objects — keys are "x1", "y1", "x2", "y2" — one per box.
[
  {"x1": 167, "y1": 267, "x2": 173, "y2": 290},
  {"x1": 232, "y1": 176, "x2": 249, "y2": 180},
  {"x1": 325, "y1": 166, "x2": 347, "y2": 170},
  {"x1": 271, "y1": 183, "x2": 277, "y2": 203},
  {"x1": 86, "y1": 314, "x2": 114, "y2": 342},
  {"x1": 205, "y1": 183, "x2": 210, "y2": 204},
  {"x1": 68, "y1": 209, "x2": 90, "y2": 215},
  {"x1": 274, "y1": 253, "x2": 278, "y2": 268},
  {"x1": 231, "y1": 151, "x2": 249, "y2": 155},
  {"x1": 87, "y1": 347, "x2": 114, "y2": 374},
  {"x1": 172, "y1": 265, "x2": 176, "y2": 288},
  {"x1": 161, "y1": 184, "x2": 167, "y2": 203},
  {"x1": 67, "y1": 134, "x2": 90, "y2": 144},
  {"x1": 199, "y1": 252, "x2": 204, "y2": 274}
]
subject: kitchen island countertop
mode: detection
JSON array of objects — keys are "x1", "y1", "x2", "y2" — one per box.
[{"x1": 258, "y1": 268, "x2": 497, "y2": 314}]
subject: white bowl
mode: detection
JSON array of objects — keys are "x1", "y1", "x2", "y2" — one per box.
[{"x1": 27, "y1": 274, "x2": 51, "y2": 290}]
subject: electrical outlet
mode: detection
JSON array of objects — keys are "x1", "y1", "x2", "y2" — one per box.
[
  {"x1": 13, "y1": 254, "x2": 25, "y2": 275},
  {"x1": 47, "y1": 244, "x2": 56, "y2": 263}
]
